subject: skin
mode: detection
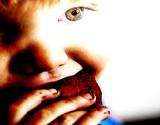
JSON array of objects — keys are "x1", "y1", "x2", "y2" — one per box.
[{"x1": 0, "y1": 0, "x2": 109, "y2": 125}]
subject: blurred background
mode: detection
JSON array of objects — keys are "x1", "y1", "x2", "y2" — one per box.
[{"x1": 99, "y1": 0, "x2": 160, "y2": 124}]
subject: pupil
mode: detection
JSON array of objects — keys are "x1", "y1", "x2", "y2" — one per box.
[{"x1": 71, "y1": 9, "x2": 78, "y2": 16}]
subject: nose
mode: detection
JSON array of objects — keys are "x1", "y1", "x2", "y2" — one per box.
[
  {"x1": 30, "y1": 41, "x2": 68, "y2": 71},
  {"x1": 9, "y1": 39, "x2": 68, "y2": 76}
]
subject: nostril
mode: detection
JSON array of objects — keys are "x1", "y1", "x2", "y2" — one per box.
[{"x1": 9, "y1": 49, "x2": 46, "y2": 76}]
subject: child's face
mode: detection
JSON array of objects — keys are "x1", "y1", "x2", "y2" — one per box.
[{"x1": 0, "y1": 0, "x2": 107, "y2": 89}]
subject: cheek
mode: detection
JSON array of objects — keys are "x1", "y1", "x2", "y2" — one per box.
[
  {"x1": 0, "y1": 50, "x2": 11, "y2": 88},
  {"x1": 35, "y1": 8, "x2": 110, "y2": 66},
  {"x1": 60, "y1": 14, "x2": 110, "y2": 60},
  {"x1": 61, "y1": 17, "x2": 109, "y2": 75}
]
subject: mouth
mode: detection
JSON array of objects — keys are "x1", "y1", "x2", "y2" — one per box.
[
  {"x1": 1, "y1": 67, "x2": 102, "y2": 107},
  {"x1": 49, "y1": 68, "x2": 102, "y2": 106},
  {"x1": 2, "y1": 59, "x2": 102, "y2": 107}
]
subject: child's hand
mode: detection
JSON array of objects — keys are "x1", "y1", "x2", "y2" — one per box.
[{"x1": 9, "y1": 89, "x2": 109, "y2": 125}]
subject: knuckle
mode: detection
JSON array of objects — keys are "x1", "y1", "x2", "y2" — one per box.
[
  {"x1": 36, "y1": 108, "x2": 52, "y2": 118},
  {"x1": 63, "y1": 96, "x2": 91, "y2": 108},
  {"x1": 87, "y1": 115, "x2": 95, "y2": 121},
  {"x1": 63, "y1": 97, "x2": 76, "y2": 105},
  {"x1": 68, "y1": 97, "x2": 77, "y2": 104},
  {"x1": 62, "y1": 114, "x2": 72, "y2": 121},
  {"x1": 61, "y1": 114, "x2": 74, "y2": 124}
]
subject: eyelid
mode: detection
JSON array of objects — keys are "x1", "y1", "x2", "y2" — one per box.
[
  {"x1": 78, "y1": 6, "x2": 97, "y2": 11},
  {"x1": 82, "y1": 4, "x2": 97, "y2": 11},
  {"x1": 67, "y1": 6, "x2": 96, "y2": 12},
  {"x1": 67, "y1": 2, "x2": 98, "y2": 11}
]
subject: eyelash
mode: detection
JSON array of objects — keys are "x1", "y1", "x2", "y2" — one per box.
[
  {"x1": 58, "y1": 6, "x2": 95, "y2": 22},
  {"x1": 65, "y1": 7, "x2": 84, "y2": 21}
]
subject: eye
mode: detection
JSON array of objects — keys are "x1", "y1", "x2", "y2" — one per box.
[{"x1": 65, "y1": 7, "x2": 84, "y2": 21}]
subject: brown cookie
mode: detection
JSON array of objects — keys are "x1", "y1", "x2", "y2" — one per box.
[{"x1": 54, "y1": 70, "x2": 102, "y2": 105}]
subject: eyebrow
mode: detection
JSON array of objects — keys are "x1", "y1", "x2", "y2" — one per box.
[
  {"x1": 69, "y1": 0, "x2": 98, "y2": 9},
  {"x1": 69, "y1": 0, "x2": 97, "y2": 5},
  {"x1": 70, "y1": 0, "x2": 80, "y2": 3}
]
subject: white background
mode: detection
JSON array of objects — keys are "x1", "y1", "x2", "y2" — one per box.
[{"x1": 99, "y1": 0, "x2": 160, "y2": 121}]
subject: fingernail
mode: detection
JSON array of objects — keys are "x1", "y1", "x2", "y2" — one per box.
[
  {"x1": 97, "y1": 106, "x2": 110, "y2": 114},
  {"x1": 48, "y1": 89, "x2": 59, "y2": 94},
  {"x1": 81, "y1": 93, "x2": 95, "y2": 100},
  {"x1": 49, "y1": 69, "x2": 61, "y2": 78}
]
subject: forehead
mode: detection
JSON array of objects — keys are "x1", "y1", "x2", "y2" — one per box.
[
  {"x1": 0, "y1": 0, "x2": 98, "y2": 22},
  {"x1": 0, "y1": 0, "x2": 98, "y2": 13},
  {"x1": 68, "y1": 0, "x2": 98, "y2": 3},
  {"x1": 67, "y1": 0, "x2": 98, "y2": 6},
  {"x1": 0, "y1": 0, "x2": 97, "y2": 5}
]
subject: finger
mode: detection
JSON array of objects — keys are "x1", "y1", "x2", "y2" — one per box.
[
  {"x1": 52, "y1": 110, "x2": 87, "y2": 125},
  {"x1": 26, "y1": 93, "x2": 96, "y2": 125},
  {"x1": 9, "y1": 89, "x2": 59, "y2": 125},
  {"x1": 77, "y1": 106, "x2": 110, "y2": 125}
]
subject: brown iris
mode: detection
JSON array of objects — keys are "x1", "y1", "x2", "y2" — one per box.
[{"x1": 65, "y1": 7, "x2": 84, "y2": 21}]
